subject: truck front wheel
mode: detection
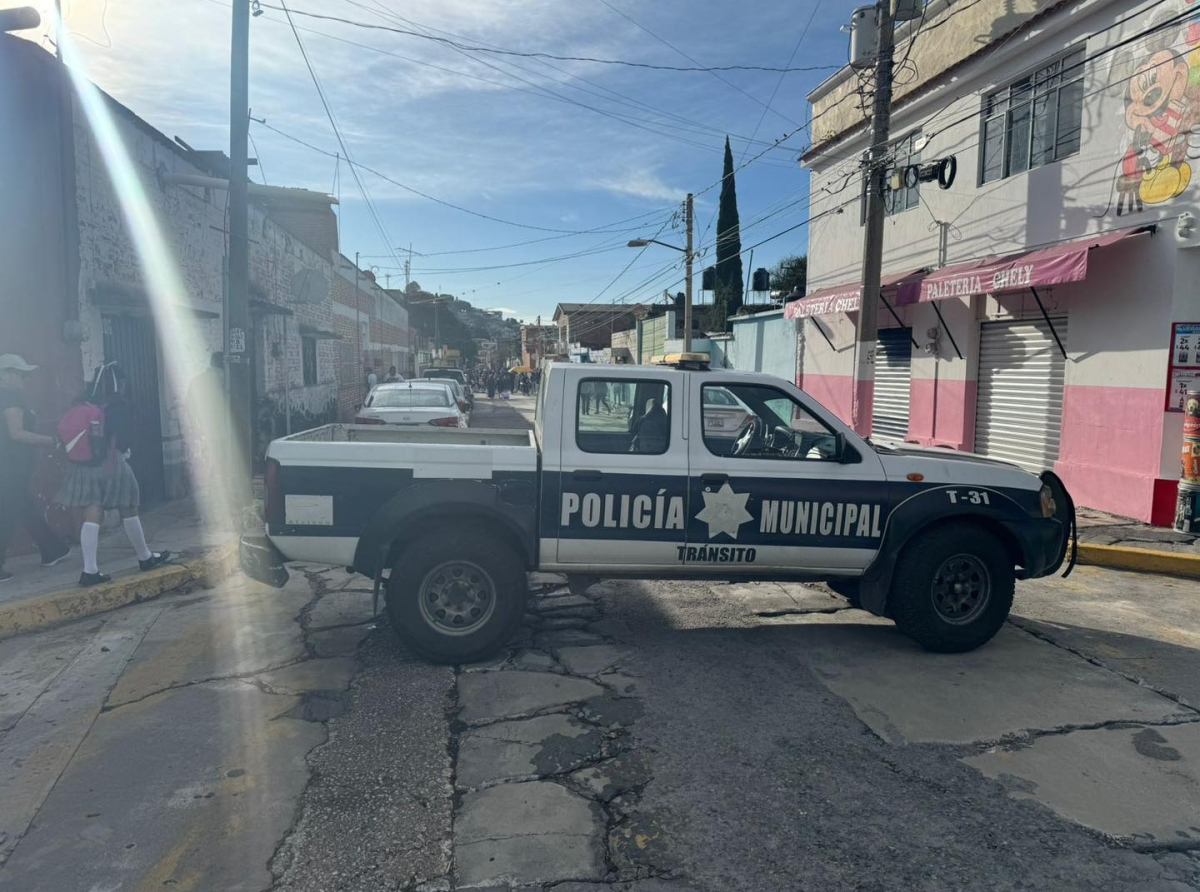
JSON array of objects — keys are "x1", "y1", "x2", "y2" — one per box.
[
  {"x1": 385, "y1": 529, "x2": 527, "y2": 664},
  {"x1": 890, "y1": 524, "x2": 1014, "y2": 653}
]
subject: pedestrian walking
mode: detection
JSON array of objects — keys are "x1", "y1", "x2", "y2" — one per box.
[
  {"x1": 57, "y1": 363, "x2": 170, "y2": 587},
  {"x1": 486, "y1": 372, "x2": 496, "y2": 399},
  {"x1": 0, "y1": 355, "x2": 71, "y2": 582},
  {"x1": 365, "y1": 365, "x2": 378, "y2": 396},
  {"x1": 385, "y1": 365, "x2": 402, "y2": 383},
  {"x1": 580, "y1": 380, "x2": 593, "y2": 415}
]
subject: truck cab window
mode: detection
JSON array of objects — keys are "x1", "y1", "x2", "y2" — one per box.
[
  {"x1": 702, "y1": 383, "x2": 840, "y2": 461},
  {"x1": 576, "y1": 378, "x2": 670, "y2": 455}
]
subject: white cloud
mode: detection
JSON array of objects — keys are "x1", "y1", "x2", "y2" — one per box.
[{"x1": 590, "y1": 167, "x2": 683, "y2": 202}]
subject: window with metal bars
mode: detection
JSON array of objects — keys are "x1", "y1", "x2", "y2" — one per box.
[{"x1": 979, "y1": 49, "x2": 1084, "y2": 184}]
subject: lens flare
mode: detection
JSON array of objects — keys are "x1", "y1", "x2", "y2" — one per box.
[{"x1": 60, "y1": 30, "x2": 246, "y2": 530}]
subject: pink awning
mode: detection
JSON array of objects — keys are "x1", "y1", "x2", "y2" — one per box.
[
  {"x1": 918, "y1": 226, "x2": 1152, "y2": 303},
  {"x1": 784, "y1": 268, "x2": 926, "y2": 319}
]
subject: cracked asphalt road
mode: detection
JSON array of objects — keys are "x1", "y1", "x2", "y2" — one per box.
[{"x1": 3, "y1": 562, "x2": 1199, "y2": 891}]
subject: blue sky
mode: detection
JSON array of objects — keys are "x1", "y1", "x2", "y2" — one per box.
[{"x1": 27, "y1": 0, "x2": 855, "y2": 322}]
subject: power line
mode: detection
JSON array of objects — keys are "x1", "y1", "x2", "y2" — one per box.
[
  {"x1": 257, "y1": 120, "x2": 679, "y2": 234},
  {"x1": 593, "y1": 0, "x2": 803, "y2": 127},
  {"x1": 736, "y1": 0, "x2": 824, "y2": 167},
  {"x1": 277, "y1": 0, "x2": 403, "y2": 272},
  {"x1": 389, "y1": 242, "x2": 639, "y2": 276},
  {"x1": 349, "y1": 0, "x2": 803, "y2": 157},
  {"x1": 560, "y1": 192, "x2": 861, "y2": 344},
  {"x1": 334, "y1": 1, "x2": 799, "y2": 169},
  {"x1": 206, "y1": 0, "x2": 801, "y2": 167},
  {"x1": 809, "y1": 0, "x2": 1181, "y2": 165},
  {"x1": 356, "y1": 210, "x2": 674, "y2": 259},
  {"x1": 255, "y1": 3, "x2": 842, "y2": 73}
]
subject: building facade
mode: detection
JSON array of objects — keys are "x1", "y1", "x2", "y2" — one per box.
[
  {"x1": 520, "y1": 324, "x2": 558, "y2": 369},
  {"x1": 1, "y1": 35, "x2": 381, "y2": 525},
  {"x1": 552, "y1": 303, "x2": 646, "y2": 353},
  {"x1": 797, "y1": 0, "x2": 1200, "y2": 523},
  {"x1": 331, "y1": 258, "x2": 410, "y2": 418}
]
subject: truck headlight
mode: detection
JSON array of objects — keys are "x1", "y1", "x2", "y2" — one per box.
[{"x1": 1039, "y1": 484, "x2": 1057, "y2": 518}]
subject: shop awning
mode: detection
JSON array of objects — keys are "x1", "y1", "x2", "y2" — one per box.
[
  {"x1": 783, "y1": 268, "x2": 926, "y2": 320},
  {"x1": 918, "y1": 225, "x2": 1154, "y2": 303}
]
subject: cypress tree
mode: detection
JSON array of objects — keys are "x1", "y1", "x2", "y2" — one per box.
[{"x1": 714, "y1": 136, "x2": 744, "y2": 328}]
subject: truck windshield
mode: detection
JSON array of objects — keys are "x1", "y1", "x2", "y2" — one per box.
[{"x1": 369, "y1": 389, "x2": 451, "y2": 408}]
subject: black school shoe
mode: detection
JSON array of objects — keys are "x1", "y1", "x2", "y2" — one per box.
[
  {"x1": 80, "y1": 571, "x2": 112, "y2": 587},
  {"x1": 139, "y1": 551, "x2": 172, "y2": 572}
]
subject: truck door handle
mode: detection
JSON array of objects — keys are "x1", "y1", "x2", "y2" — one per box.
[
  {"x1": 573, "y1": 469, "x2": 604, "y2": 481},
  {"x1": 701, "y1": 473, "x2": 728, "y2": 487}
]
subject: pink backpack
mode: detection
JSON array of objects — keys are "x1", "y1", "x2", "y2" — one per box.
[{"x1": 57, "y1": 402, "x2": 105, "y2": 464}]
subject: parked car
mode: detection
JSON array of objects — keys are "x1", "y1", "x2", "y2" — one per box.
[
  {"x1": 701, "y1": 385, "x2": 751, "y2": 438},
  {"x1": 355, "y1": 381, "x2": 466, "y2": 428},
  {"x1": 244, "y1": 361, "x2": 1075, "y2": 665},
  {"x1": 426, "y1": 377, "x2": 472, "y2": 417},
  {"x1": 423, "y1": 368, "x2": 473, "y2": 408}
]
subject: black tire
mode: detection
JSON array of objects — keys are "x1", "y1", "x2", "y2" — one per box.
[
  {"x1": 825, "y1": 578, "x2": 862, "y2": 608},
  {"x1": 385, "y1": 528, "x2": 528, "y2": 664},
  {"x1": 890, "y1": 523, "x2": 1014, "y2": 653}
]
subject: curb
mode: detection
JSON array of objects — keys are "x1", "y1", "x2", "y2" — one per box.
[
  {"x1": 1075, "y1": 542, "x2": 1200, "y2": 579},
  {"x1": 0, "y1": 542, "x2": 239, "y2": 641}
]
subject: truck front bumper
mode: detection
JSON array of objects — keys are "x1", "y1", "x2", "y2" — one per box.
[
  {"x1": 1002, "y1": 517, "x2": 1068, "y2": 579},
  {"x1": 240, "y1": 534, "x2": 290, "y2": 588}
]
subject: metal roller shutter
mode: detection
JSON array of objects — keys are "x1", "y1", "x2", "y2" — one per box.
[
  {"x1": 974, "y1": 317, "x2": 1067, "y2": 470},
  {"x1": 872, "y1": 327, "x2": 912, "y2": 441}
]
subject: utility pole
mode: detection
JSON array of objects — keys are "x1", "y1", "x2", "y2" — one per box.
[
  {"x1": 854, "y1": 0, "x2": 897, "y2": 437},
  {"x1": 684, "y1": 192, "x2": 694, "y2": 353},
  {"x1": 228, "y1": 0, "x2": 252, "y2": 503},
  {"x1": 355, "y1": 251, "x2": 363, "y2": 383}
]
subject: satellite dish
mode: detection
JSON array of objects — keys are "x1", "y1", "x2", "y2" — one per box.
[{"x1": 291, "y1": 267, "x2": 329, "y2": 304}]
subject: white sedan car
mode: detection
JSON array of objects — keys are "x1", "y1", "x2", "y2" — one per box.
[
  {"x1": 355, "y1": 381, "x2": 467, "y2": 428},
  {"x1": 425, "y1": 377, "x2": 472, "y2": 418},
  {"x1": 701, "y1": 385, "x2": 751, "y2": 438}
]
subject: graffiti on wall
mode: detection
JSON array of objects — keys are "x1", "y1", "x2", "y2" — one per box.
[{"x1": 1109, "y1": 9, "x2": 1200, "y2": 215}]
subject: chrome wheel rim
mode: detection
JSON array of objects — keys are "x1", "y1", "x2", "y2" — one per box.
[
  {"x1": 931, "y1": 553, "x2": 990, "y2": 625},
  {"x1": 418, "y1": 560, "x2": 496, "y2": 636}
]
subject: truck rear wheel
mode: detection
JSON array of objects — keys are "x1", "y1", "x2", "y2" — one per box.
[
  {"x1": 385, "y1": 529, "x2": 527, "y2": 664},
  {"x1": 890, "y1": 524, "x2": 1014, "y2": 653}
]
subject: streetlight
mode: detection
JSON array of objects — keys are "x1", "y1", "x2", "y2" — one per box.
[{"x1": 628, "y1": 193, "x2": 694, "y2": 352}]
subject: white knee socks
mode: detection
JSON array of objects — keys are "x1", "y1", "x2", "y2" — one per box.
[
  {"x1": 81, "y1": 522, "x2": 100, "y2": 574},
  {"x1": 122, "y1": 517, "x2": 153, "y2": 561}
]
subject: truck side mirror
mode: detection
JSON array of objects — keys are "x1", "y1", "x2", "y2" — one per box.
[{"x1": 834, "y1": 432, "x2": 860, "y2": 464}]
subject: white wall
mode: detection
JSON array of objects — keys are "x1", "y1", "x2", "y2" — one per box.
[{"x1": 727, "y1": 311, "x2": 798, "y2": 382}]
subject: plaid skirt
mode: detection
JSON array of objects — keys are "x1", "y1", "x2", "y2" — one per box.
[{"x1": 57, "y1": 452, "x2": 141, "y2": 509}]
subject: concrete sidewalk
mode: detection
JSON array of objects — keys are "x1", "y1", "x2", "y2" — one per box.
[
  {"x1": 0, "y1": 497, "x2": 238, "y2": 640},
  {"x1": 1074, "y1": 505, "x2": 1200, "y2": 578}
]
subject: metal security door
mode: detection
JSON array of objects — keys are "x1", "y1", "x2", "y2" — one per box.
[
  {"x1": 102, "y1": 315, "x2": 166, "y2": 506},
  {"x1": 974, "y1": 317, "x2": 1067, "y2": 470},
  {"x1": 871, "y1": 327, "x2": 912, "y2": 441}
]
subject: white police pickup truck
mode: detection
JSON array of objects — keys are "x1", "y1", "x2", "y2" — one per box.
[{"x1": 241, "y1": 359, "x2": 1074, "y2": 664}]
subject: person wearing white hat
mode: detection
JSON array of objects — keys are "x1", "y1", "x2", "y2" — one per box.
[{"x1": 0, "y1": 355, "x2": 71, "y2": 582}]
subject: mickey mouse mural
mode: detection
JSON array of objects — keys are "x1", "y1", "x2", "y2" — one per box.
[{"x1": 1110, "y1": 8, "x2": 1200, "y2": 215}]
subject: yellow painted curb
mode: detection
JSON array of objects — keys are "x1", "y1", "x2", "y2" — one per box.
[
  {"x1": 0, "y1": 542, "x2": 239, "y2": 641},
  {"x1": 1075, "y1": 542, "x2": 1200, "y2": 579}
]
